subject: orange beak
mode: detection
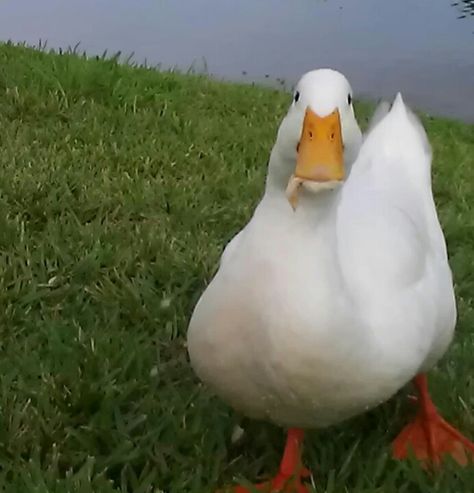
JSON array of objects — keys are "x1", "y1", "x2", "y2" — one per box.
[{"x1": 295, "y1": 107, "x2": 344, "y2": 182}]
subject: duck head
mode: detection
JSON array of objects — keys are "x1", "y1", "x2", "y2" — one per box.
[{"x1": 268, "y1": 69, "x2": 362, "y2": 209}]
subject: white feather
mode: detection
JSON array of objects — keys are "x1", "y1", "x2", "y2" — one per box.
[{"x1": 187, "y1": 76, "x2": 456, "y2": 429}]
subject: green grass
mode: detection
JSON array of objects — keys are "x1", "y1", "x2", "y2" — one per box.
[{"x1": 0, "y1": 41, "x2": 473, "y2": 493}]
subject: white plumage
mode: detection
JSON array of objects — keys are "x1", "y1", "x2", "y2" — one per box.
[{"x1": 187, "y1": 71, "x2": 456, "y2": 431}]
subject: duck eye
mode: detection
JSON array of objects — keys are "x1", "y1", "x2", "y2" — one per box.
[
  {"x1": 347, "y1": 93, "x2": 352, "y2": 105},
  {"x1": 294, "y1": 91, "x2": 300, "y2": 103}
]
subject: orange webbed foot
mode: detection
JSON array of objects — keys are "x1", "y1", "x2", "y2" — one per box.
[
  {"x1": 392, "y1": 374, "x2": 474, "y2": 467},
  {"x1": 220, "y1": 429, "x2": 312, "y2": 492}
]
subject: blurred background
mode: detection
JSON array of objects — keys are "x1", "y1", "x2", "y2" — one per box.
[{"x1": 0, "y1": 0, "x2": 473, "y2": 121}]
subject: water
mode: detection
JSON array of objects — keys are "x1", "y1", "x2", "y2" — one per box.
[{"x1": 0, "y1": 0, "x2": 473, "y2": 122}]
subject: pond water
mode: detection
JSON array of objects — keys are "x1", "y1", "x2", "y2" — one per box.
[{"x1": 0, "y1": 0, "x2": 473, "y2": 122}]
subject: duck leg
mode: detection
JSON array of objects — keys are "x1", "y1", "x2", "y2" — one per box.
[
  {"x1": 392, "y1": 374, "x2": 474, "y2": 466},
  {"x1": 230, "y1": 428, "x2": 311, "y2": 493}
]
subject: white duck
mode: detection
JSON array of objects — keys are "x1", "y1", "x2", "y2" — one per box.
[{"x1": 187, "y1": 69, "x2": 474, "y2": 493}]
